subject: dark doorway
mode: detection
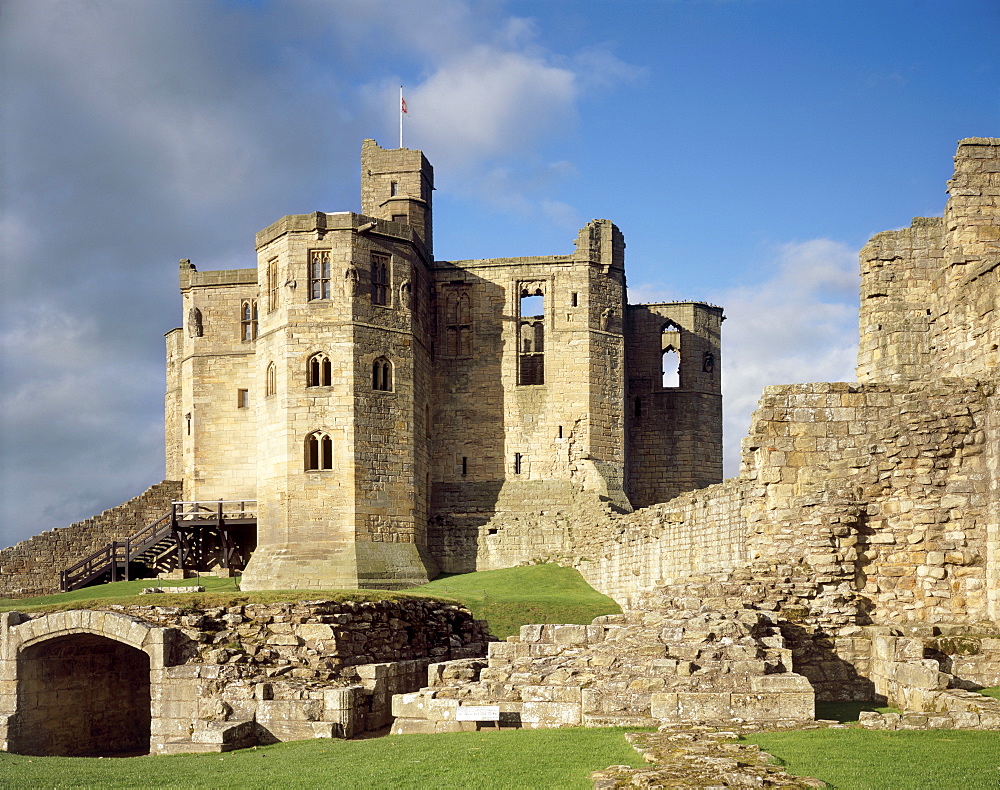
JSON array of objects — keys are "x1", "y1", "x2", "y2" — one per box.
[{"x1": 14, "y1": 633, "x2": 151, "y2": 756}]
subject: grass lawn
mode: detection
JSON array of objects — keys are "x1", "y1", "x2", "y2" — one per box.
[
  {"x1": 0, "y1": 576, "x2": 447, "y2": 614},
  {"x1": 0, "y1": 728, "x2": 644, "y2": 789},
  {"x1": 977, "y1": 686, "x2": 1000, "y2": 700},
  {"x1": 415, "y1": 564, "x2": 621, "y2": 639},
  {"x1": 743, "y1": 728, "x2": 1000, "y2": 790},
  {"x1": 0, "y1": 564, "x2": 620, "y2": 641}
]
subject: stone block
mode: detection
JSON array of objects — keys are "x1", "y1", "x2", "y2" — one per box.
[
  {"x1": 649, "y1": 692, "x2": 679, "y2": 719},
  {"x1": 677, "y1": 693, "x2": 731, "y2": 722},
  {"x1": 749, "y1": 674, "x2": 812, "y2": 693},
  {"x1": 520, "y1": 701, "x2": 581, "y2": 726},
  {"x1": 390, "y1": 693, "x2": 459, "y2": 721},
  {"x1": 520, "y1": 685, "x2": 581, "y2": 703}
]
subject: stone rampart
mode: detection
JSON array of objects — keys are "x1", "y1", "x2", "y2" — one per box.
[{"x1": 0, "y1": 481, "x2": 182, "y2": 598}]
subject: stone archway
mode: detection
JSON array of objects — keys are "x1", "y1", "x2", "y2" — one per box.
[
  {"x1": 1, "y1": 610, "x2": 171, "y2": 757},
  {"x1": 16, "y1": 633, "x2": 151, "y2": 756}
]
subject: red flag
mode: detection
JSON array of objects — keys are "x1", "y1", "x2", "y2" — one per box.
[{"x1": 401, "y1": 96, "x2": 408, "y2": 114}]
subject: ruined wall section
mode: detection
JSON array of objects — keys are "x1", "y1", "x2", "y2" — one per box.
[
  {"x1": 740, "y1": 381, "x2": 992, "y2": 626},
  {"x1": 626, "y1": 302, "x2": 723, "y2": 508},
  {"x1": 858, "y1": 138, "x2": 999, "y2": 385},
  {"x1": 857, "y1": 219, "x2": 942, "y2": 384},
  {"x1": 428, "y1": 220, "x2": 630, "y2": 572},
  {"x1": 0, "y1": 481, "x2": 182, "y2": 598},
  {"x1": 938, "y1": 137, "x2": 1000, "y2": 379}
]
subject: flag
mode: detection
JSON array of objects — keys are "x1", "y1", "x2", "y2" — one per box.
[{"x1": 401, "y1": 96, "x2": 408, "y2": 114}]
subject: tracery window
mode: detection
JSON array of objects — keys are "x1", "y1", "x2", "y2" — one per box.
[
  {"x1": 240, "y1": 300, "x2": 258, "y2": 341},
  {"x1": 443, "y1": 290, "x2": 473, "y2": 357},
  {"x1": 305, "y1": 431, "x2": 334, "y2": 471},
  {"x1": 307, "y1": 353, "x2": 332, "y2": 387},
  {"x1": 661, "y1": 320, "x2": 682, "y2": 388},
  {"x1": 309, "y1": 250, "x2": 331, "y2": 300},
  {"x1": 371, "y1": 253, "x2": 389, "y2": 306},
  {"x1": 372, "y1": 357, "x2": 393, "y2": 391}
]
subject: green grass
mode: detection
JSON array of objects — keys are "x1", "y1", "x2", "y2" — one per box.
[
  {"x1": 415, "y1": 564, "x2": 621, "y2": 639},
  {"x1": 743, "y1": 729, "x2": 1000, "y2": 790},
  {"x1": 0, "y1": 728, "x2": 643, "y2": 789},
  {"x1": 0, "y1": 564, "x2": 620, "y2": 640},
  {"x1": 0, "y1": 577, "x2": 450, "y2": 614},
  {"x1": 977, "y1": 686, "x2": 1000, "y2": 700}
]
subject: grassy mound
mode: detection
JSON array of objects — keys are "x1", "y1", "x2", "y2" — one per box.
[
  {"x1": 0, "y1": 564, "x2": 620, "y2": 639},
  {"x1": 415, "y1": 564, "x2": 621, "y2": 639},
  {"x1": 0, "y1": 576, "x2": 449, "y2": 614}
]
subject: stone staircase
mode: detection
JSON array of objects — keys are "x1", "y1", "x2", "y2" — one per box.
[{"x1": 392, "y1": 583, "x2": 814, "y2": 733}]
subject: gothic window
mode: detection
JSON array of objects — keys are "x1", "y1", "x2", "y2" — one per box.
[
  {"x1": 265, "y1": 362, "x2": 276, "y2": 397},
  {"x1": 267, "y1": 258, "x2": 279, "y2": 311},
  {"x1": 661, "y1": 320, "x2": 682, "y2": 388},
  {"x1": 240, "y1": 300, "x2": 258, "y2": 341},
  {"x1": 305, "y1": 431, "x2": 334, "y2": 471},
  {"x1": 307, "y1": 353, "x2": 332, "y2": 387},
  {"x1": 443, "y1": 289, "x2": 473, "y2": 357},
  {"x1": 662, "y1": 347, "x2": 680, "y2": 388},
  {"x1": 372, "y1": 357, "x2": 393, "y2": 391},
  {"x1": 371, "y1": 253, "x2": 389, "y2": 306},
  {"x1": 518, "y1": 286, "x2": 545, "y2": 385},
  {"x1": 309, "y1": 250, "x2": 331, "y2": 300}
]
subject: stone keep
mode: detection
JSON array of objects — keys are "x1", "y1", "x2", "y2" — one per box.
[{"x1": 164, "y1": 140, "x2": 723, "y2": 591}]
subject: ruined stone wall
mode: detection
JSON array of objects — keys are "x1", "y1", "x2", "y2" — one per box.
[
  {"x1": 858, "y1": 138, "x2": 1000, "y2": 384},
  {"x1": 625, "y1": 302, "x2": 724, "y2": 508},
  {"x1": 0, "y1": 481, "x2": 182, "y2": 598},
  {"x1": 1, "y1": 598, "x2": 489, "y2": 754}
]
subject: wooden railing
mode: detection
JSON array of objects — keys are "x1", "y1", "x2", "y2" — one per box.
[{"x1": 59, "y1": 500, "x2": 257, "y2": 592}]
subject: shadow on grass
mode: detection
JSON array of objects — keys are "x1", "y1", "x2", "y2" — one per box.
[{"x1": 815, "y1": 701, "x2": 901, "y2": 723}]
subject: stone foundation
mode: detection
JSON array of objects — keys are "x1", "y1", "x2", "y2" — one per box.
[{"x1": 0, "y1": 598, "x2": 491, "y2": 756}]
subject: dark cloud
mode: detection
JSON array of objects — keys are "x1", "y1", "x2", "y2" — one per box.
[{"x1": 0, "y1": 0, "x2": 373, "y2": 547}]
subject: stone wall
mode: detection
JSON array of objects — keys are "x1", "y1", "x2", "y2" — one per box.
[
  {"x1": 0, "y1": 481, "x2": 182, "y2": 598},
  {"x1": 1, "y1": 597, "x2": 490, "y2": 755},
  {"x1": 391, "y1": 580, "x2": 813, "y2": 734}
]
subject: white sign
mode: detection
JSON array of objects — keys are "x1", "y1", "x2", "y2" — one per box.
[{"x1": 456, "y1": 705, "x2": 500, "y2": 721}]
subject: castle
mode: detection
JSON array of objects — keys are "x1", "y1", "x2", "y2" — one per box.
[
  {"x1": 1, "y1": 139, "x2": 998, "y2": 759},
  {"x1": 166, "y1": 139, "x2": 723, "y2": 591}
]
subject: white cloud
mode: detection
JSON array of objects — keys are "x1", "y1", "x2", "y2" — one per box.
[
  {"x1": 631, "y1": 238, "x2": 860, "y2": 480},
  {"x1": 717, "y1": 239, "x2": 860, "y2": 476}
]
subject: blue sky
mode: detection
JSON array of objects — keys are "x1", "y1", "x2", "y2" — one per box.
[{"x1": 1, "y1": 0, "x2": 997, "y2": 549}]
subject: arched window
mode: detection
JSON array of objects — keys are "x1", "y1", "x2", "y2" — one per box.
[
  {"x1": 307, "y1": 353, "x2": 332, "y2": 387},
  {"x1": 372, "y1": 357, "x2": 393, "y2": 391},
  {"x1": 265, "y1": 362, "x2": 276, "y2": 397},
  {"x1": 305, "y1": 431, "x2": 334, "y2": 471},
  {"x1": 662, "y1": 347, "x2": 680, "y2": 388},
  {"x1": 240, "y1": 300, "x2": 258, "y2": 341}
]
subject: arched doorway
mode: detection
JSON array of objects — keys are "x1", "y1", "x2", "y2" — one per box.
[{"x1": 14, "y1": 633, "x2": 151, "y2": 756}]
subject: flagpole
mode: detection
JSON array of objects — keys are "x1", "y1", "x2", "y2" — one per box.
[{"x1": 399, "y1": 85, "x2": 404, "y2": 148}]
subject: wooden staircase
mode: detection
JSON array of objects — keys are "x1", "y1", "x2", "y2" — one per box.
[{"x1": 60, "y1": 500, "x2": 256, "y2": 592}]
